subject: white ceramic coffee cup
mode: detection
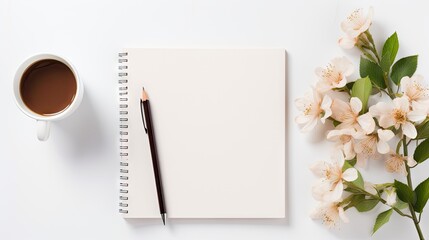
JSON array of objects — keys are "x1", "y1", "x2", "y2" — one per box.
[{"x1": 13, "y1": 54, "x2": 84, "y2": 141}]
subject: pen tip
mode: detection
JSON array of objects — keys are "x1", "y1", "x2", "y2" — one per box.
[
  {"x1": 161, "y1": 214, "x2": 166, "y2": 225},
  {"x1": 141, "y1": 88, "x2": 149, "y2": 101}
]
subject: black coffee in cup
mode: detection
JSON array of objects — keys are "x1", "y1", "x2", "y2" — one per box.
[{"x1": 19, "y1": 59, "x2": 77, "y2": 116}]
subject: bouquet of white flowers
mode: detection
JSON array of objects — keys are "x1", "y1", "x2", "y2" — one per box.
[{"x1": 296, "y1": 7, "x2": 428, "y2": 239}]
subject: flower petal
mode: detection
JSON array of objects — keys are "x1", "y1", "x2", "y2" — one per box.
[
  {"x1": 338, "y1": 207, "x2": 349, "y2": 223},
  {"x1": 309, "y1": 161, "x2": 327, "y2": 178},
  {"x1": 341, "y1": 8, "x2": 373, "y2": 38},
  {"x1": 377, "y1": 129, "x2": 394, "y2": 141},
  {"x1": 401, "y1": 75, "x2": 429, "y2": 102},
  {"x1": 408, "y1": 101, "x2": 428, "y2": 123},
  {"x1": 334, "y1": 77, "x2": 348, "y2": 89},
  {"x1": 395, "y1": 96, "x2": 410, "y2": 112},
  {"x1": 312, "y1": 180, "x2": 331, "y2": 201},
  {"x1": 312, "y1": 88, "x2": 322, "y2": 103},
  {"x1": 343, "y1": 141, "x2": 356, "y2": 160},
  {"x1": 295, "y1": 91, "x2": 313, "y2": 107},
  {"x1": 411, "y1": 100, "x2": 429, "y2": 114},
  {"x1": 331, "y1": 99, "x2": 351, "y2": 122},
  {"x1": 407, "y1": 156, "x2": 417, "y2": 167},
  {"x1": 338, "y1": 36, "x2": 357, "y2": 49},
  {"x1": 328, "y1": 181, "x2": 344, "y2": 202},
  {"x1": 295, "y1": 115, "x2": 312, "y2": 124},
  {"x1": 355, "y1": 7, "x2": 373, "y2": 36},
  {"x1": 369, "y1": 101, "x2": 393, "y2": 117},
  {"x1": 320, "y1": 95, "x2": 333, "y2": 123},
  {"x1": 334, "y1": 150, "x2": 346, "y2": 167},
  {"x1": 350, "y1": 97, "x2": 362, "y2": 114},
  {"x1": 315, "y1": 67, "x2": 324, "y2": 80},
  {"x1": 352, "y1": 129, "x2": 366, "y2": 139},
  {"x1": 400, "y1": 76, "x2": 411, "y2": 93},
  {"x1": 357, "y1": 113, "x2": 375, "y2": 134},
  {"x1": 407, "y1": 109, "x2": 427, "y2": 123},
  {"x1": 377, "y1": 140, "x2": 390, "y2": 154},
  {"x1": 379, "y1": 116, "x2": 396, "y2": 129},
  {"x1": 402, "y1": 121, "x2": 417, "y2": 139},
  {"x1": 331, "y1": 57, "x2": 354, "y2": 76},
  {"x1": 342, "y1": 168, "x2": 358, "y2": 182},
  {"x1": 310, "y1": 205, "x2": 323, "y2": 220},
  {"x1": 356, "y1": 153, "x2": 367, "y2": 168},
  {"x1": 301, "y1": 118, "x2": 318, "y2": 132},
  {"x1": 315, "y1": 81, "x2": 332, "y2": 93},
  {"x1": 327, "y1": 129, "x2": 342, "y2": 140}
]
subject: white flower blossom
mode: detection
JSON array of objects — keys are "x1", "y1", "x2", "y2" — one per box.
[
  {"x1": 315, "y1": 57, "x2": 354, "y2": 92},
  {"x1": 311, "y1": 202, "x2": 349, "y2": 228},
  {"x1": 400, "y1": 75, "x2": 429, "y2": 103},
  {"x1": 369, "y1": 96, "x2": 422, "y2": 139},
  {"x1": 340, "y1": 7, "x2": 374, "y2": 38},
  {"x1": 310, "y1": 152, "x2": 358, "y2": 202},
  {"x1": 327, "y1": 128, "x2": 360, "y2": 160},
  {"x1": 295, "y1": 89, "x2": 332, "y2": 132},
  {"x1": 331, "y1": 97, "x2": 375, "y2": 134},
  {"x1": 408, "y1": 100, "x2": 429, "y2": 123},
  {"x1": 385, "y1": 153, "x2": 416, "y2": 175},
  {"x1": 311, "y1": 180, "x2": 332, "y2": 202},
  {"x1": 353, "y1": 129, "x2": 394, "y2": 167},
  {"x1": 338, "y1": 8, "x2": 374, "y2": 49}
]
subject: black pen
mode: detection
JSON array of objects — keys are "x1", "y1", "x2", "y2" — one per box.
[{"x1": 140, "y1": 87, "x2": 166, "y2": 225}]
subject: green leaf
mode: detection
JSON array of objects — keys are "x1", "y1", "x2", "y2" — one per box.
[
  {"x1": 380, "y1": 51, "x2": 392, "y2": 73},
  {"x1": 333, "y1": 120, "x2": 341, "y2": 127},
  {"x1": 380, "y1": 32, "x2": 399, "y2": 72},
  {"x1": 416, "y1": 121, "x2": 429, "y2": 139},
  {"x1": 345, "y1": 194, "x2": 365, "y2": 208},
  {"x1": 394, "y1": 180, "x2": 415, "y2": 204},
  {"x1": 360, "y1": 57, "x2": 386, "y2": 89},
  {"x1": 414, "y1": 177, "x2": 429, "y2": 212},
  {"x1": 342, "y1": 161, "x2": 364, "y2": 189},
  {"x1": 354, "y1": 172, "x2": 365, "y2": 189},
  {"x1": 355, "y1": 199, "x2": 379, "y2": 212},
  {"x1": 342, "y1": 160, "x2": 353, "y2": 171},
  {"x1": 372, "y1": 209, "x2": 393, "y2": 235},
  {"x1": 347, "y1": 158, "x2": 357, "y2": 166},
  {"x1": 351, "y1": 77, "x2": 373, "y2": 113},
  {"x1": 414, "y1": 138, "x2": 429, "y2": 163},
  {"x1": 345, "y1": 194, "x2": 379, "y2": 212},
  {"x1": 391, "y1": 55, "x2": 418, "y2": 85}
]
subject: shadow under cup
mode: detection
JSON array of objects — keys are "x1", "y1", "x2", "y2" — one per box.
[{"x1": 19, "y1": 59, "x2": 77, "y2": 116}]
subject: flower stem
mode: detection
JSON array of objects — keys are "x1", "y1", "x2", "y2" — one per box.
[
  {"x1": 403, "y1": 137, "x2": 425, "y2": 240},
  {"x1": 364, "y1": 190, "x2": 412, "y2": 219},
  {"x1": 360, "y1": 30, "x2": 395, "y2": 97},
  {"x1": 344, "y1": 183, "x2": 412, "y2": 218},
  {"x1": 364, "y1": 31, "x2": 381, "y2": 63},
  {"x1": 383, "y1": 73, "x2": 394, "y2": 97}
]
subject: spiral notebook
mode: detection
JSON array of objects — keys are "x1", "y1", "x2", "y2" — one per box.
[{"x1": 118, "y1": 49, "x2": 286, "y2": 218}]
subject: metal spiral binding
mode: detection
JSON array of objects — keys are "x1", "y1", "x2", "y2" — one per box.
[{"x1": 118, "y1": 52, "x2": 129, "y2": 214}]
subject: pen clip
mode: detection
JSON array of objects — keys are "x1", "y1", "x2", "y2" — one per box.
[{"x1": 140, "y1": 100, "x2": 148, "y2": 134}]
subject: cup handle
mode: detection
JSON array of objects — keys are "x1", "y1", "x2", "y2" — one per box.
[{"x1": 37, "y1": 120, "x2": 50, "y2": 141}]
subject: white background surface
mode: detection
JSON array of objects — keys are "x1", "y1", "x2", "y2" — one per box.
[{"x1": 1, "y1": 0, "x2": 429, "y2": 239}]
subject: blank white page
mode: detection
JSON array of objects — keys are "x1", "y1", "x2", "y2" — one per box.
[{"x1": 122, "y1": 49, "x2": 285, "y2": 218}]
